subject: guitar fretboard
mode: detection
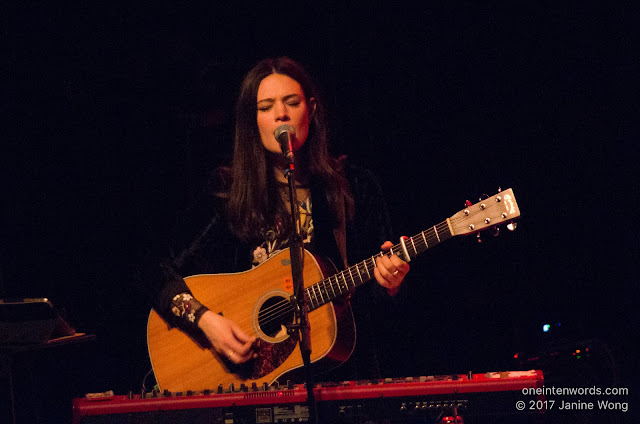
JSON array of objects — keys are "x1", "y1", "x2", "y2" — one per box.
[{"x1": 306, "y1": 220, "x2": 452, "y2": 311}]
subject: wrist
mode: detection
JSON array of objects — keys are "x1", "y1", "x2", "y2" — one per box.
[
  {"x1": 386, "y1": 286, "x2": 400, "y2": 297},
  {"x1": 193, "y1": 304, "x2": 210, "y2": 326},
  {"x1": 171, "y1": 292, "x2": 209, "y2": 325}
]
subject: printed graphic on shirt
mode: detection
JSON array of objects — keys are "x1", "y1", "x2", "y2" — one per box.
[{"x1": 251, "y1": 197, "x2": 313, "y2": 268}]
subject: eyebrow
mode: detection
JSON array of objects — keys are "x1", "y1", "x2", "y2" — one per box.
[{"x1": 257, "y1": 94, "x2": 302, "y2": 104}]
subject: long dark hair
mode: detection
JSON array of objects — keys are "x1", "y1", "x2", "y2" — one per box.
[{"x1": 227, "y1": 57, "x2": 353, "y2": 242}]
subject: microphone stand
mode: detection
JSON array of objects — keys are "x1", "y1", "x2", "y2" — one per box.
[{"x1": 281, "y1": 150, "x2": 318, "y2": 424}]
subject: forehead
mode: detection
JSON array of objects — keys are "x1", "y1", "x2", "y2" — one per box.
[{"x1": 257, "y1": 73, "x2": 305, "y2": 101}]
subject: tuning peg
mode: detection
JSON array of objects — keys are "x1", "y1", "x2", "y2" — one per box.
[
  {"x1": 465, "y1": 200, "x2": 472, "y2": 207},
  {"x1": 493, "y1": 226, "x2": 500, "y2": 237},
  {"x1": 507, "y1": 221, "x2": 517, "y2": 231},
  {"x1": 476, "y1": 233, "x2": 482, "y2": 243}
]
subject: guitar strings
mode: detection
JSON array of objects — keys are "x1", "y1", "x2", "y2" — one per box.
[
  {"x1": 253, "y1": 258, "x2": 372, "y2": 327},
  {"x1": 253, "y1": 204, "x2": 511, "y2": 331},
  {"x1": 217, "y1": 210, "x2": 503, "y2": 338},
  {"x1": 255, "y1": 250, "x2": 388, "y2": 323},
  {"x1": 235, "y1": 227, "x2": 446, "y2": 331},
  {"x1": 231, "y1": 219, "x2": 469, "y2": 333},
  {"x1": 259, "y1": 220, "x2": 451, "y2": 311}
]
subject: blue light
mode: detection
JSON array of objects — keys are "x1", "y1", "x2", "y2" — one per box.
[{"x1": 543, "y1": 324, "x2": 551, "y2": 332}]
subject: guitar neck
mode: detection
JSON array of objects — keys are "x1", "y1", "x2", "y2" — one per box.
[
  {"x1": 306, "y1": 220, "x2": 453, "y2": 311},
  {"x1": 305, "y1": 188, "x2": 520, "y2": 311}
]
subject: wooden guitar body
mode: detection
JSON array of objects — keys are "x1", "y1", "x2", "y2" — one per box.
[{"x1": 147, "y1": 249, "x2": 355, "y2": 392}]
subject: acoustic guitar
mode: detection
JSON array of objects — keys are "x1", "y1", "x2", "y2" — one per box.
[{"x1": 147, "y1": 189, "x2": 520, "y2": 392}]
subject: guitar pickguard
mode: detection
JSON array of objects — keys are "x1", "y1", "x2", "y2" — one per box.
[{"x1": 249, "y1": 331, "x2": 299, "y2": 379}]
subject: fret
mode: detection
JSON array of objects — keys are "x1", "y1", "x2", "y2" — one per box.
[
  {"x1": 363, "y1": 259, "x2": 372, "y2": 280},
  {"x1": 307, "y1": 285, "x2": 314, "y2": 306},
  {"x1": 355, "y1": 262, "x2": 364, "y2": 284},
  {"x1": 313, "y1": 289, "x2": 320, "y2": 310},
  {"x1": 317, "y1": 282, "x2": 325, "y2": 305},
  {"x1": 334, "y1": 274, "x2": 344, "y2": 294},
  {"x1": 421, "y1": 230, "x2": 429, "y2": 249},
  {"x1": 343, "y1": 272, "x2": 349, "y2": 291},
  {"x1": 347, "y1": 267, "x2": 355, "y2": 287},
  {"x1": 341, "y1": 271, "x2": 351, "y2": 290},
  {"x1": 304, "y1": 288, "x2": 312, "y2": 310},
  {"x1": 433, "y1": 225, "x2": 440, "y2": 242},
  {"x1": 307, "y1": 288, "x2": 316, "y2": 310},
  {"x1": 311, "y1": 284, "x2": 320, "y2": 306},
  {"x1": 370, "y1": 256, "x2": 378, "y2": 279},
  {"x1": 314, "y1": 284, "x2": 322, "y2": 305},
  {"x1": 318, "y1": 280, "x2": 327, "y2": 304},
  {"x1": 328, "y1": 277, "x2": 336, "y2": 298},
  {"x1": 410, "y1": 236, "x2": 417, "y2": 256}
]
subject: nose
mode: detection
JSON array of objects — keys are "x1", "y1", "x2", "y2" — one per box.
[{"x1": 275, "y1": 101, "x2": 289, "y2": 122}]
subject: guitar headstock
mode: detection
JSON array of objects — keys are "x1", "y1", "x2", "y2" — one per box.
[{"x1": 449, "y1": 188, "x2": 520, "y2": 236}]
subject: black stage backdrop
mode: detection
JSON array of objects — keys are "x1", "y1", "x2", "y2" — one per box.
[{"x1": 2, "y1": 2, "x2": 638, "y2": 422}]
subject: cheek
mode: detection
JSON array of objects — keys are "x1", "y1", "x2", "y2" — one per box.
[
  {"x1": 294, "y1": 113, "x2": 311, "y2": 148},
  {"x1": 257, "y1": 116, "x2": 278, "y2": 152},
  {"x1": 294, "y1": 127, "x2": 309, "y2": 150},
  {"x1": 256, "y1": 114, "x2": 270, "y2": 136}
]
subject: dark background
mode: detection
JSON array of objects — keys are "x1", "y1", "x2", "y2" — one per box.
[{"x1": 2, "y1": 2, "x2": 638, "y2": 422}]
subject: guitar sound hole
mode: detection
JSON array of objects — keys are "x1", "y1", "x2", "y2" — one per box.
[{"x1": 258, "y1": 296, "x2": 294, "y2": 338}]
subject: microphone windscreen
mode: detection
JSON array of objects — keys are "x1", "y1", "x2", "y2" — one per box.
[{"x1": 274, "y1": 124, "x2": 295, "y2": 142}]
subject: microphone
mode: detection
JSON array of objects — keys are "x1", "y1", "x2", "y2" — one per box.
[{"x1": 274, "y1": 124, "x2": 295, "y2": 162}]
